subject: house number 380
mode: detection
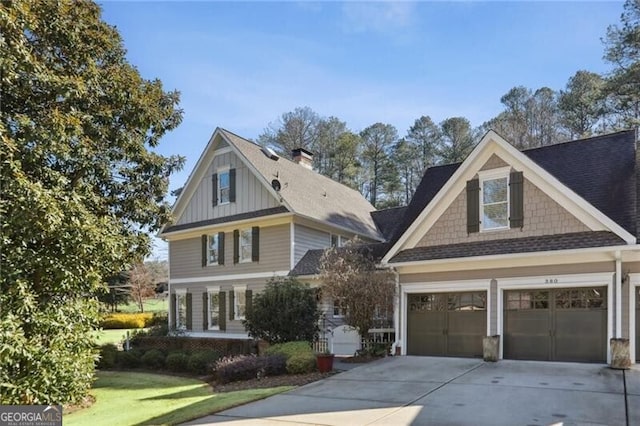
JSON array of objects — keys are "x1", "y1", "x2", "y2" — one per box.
[{"x1": 545, "y1": 278, "x2": 558, "y2": 284}]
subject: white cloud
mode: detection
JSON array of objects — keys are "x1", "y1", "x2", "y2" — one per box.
[{"x1": 341, "y1": 2, "x2": 416, "y2": 34}]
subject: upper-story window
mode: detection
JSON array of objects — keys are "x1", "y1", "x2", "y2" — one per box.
[
  {"x1": 218, "y1": 169, "x2": 230, "y2": 204},
  {"x1": 233, "y1": 227, "x2": 259, "y2": 264},
  {"x1": 479, "y1": 169, "x2": 509, "y2": 231},
  {"x1": 208, "y1": 234, "x2": 220, "y2": 265},
  {"x1": 212, "y1": 167, "x2": 235, "y2": 207},
  {"x1": 467, "y1": 168, "x2": 523, "y2": 233},
  {"x1": 240, "y1": 228, "x2": 252, "y2": 262}
]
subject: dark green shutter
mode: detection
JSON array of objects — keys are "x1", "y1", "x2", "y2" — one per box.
[
  {"x1": 219, "y1": 291, "x2": 226, "y2": 331},
  {"x1": 229, "y1": 290, "x2": 235, "y2": 321},
  {"x1": 466, "y1": 179, "x2": 480, "y2": 233},
  {"x1": 201, "y1": 235, "x2": 208, "y2": 267},
  {"x1": 245, "y1": 289, "x2": 253, "y2": 318},
  {"x1": 509, "y1": 171, "x2": 524, "y2": 229},
  {"x1": 233, "y1": 230, "x2": 239, "y2": 264},
  {"x1": 251, "y1": 226, "x2": 260, "y2": 262},
  {"x1": 202, "y1": 292, "x2": 208, "y2": 330},
  {"x1": 212, "y1": 173, "x2": 218, "y2": 207},
  {"x1": 229, "y1": 168, "x2": 236, "y2": 203},
  {"x1": 170, "y1": 293, "x2": 177, "y2": 329},
  {"x1": 218, "y1": 232, "x2": 225, "y2": 265},
  {"x1": 186, "y1": 293, "x2": 193, "y2": 331}
]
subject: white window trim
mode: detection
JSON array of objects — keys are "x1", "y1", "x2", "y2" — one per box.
[
  {"x1": 234, "y1": 285, "x2": 247, "y2": 321},
  {"x1": 478, "y1": 167, "x2": 511, "y2": 232},
  {"x1": 239, "y1": 228, "x2": 253, "y2": 263},
  {"x1": 333, "y1": 298, "x2": 345, "y2": 318},
  {"x1": 207, "y1": 286, "x2": 221, "y2": 331},
  {"x1": 217, "y1": 166, "x2": 231, "y2": 206},
  {"x1": 207, "y1": 234, "x2": 220, "y2": 266},
  {"x1": 175, "y1": 289, "x2": 187, "y2": 330}
]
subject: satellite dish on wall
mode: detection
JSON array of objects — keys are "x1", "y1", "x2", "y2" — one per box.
[{"x1": 271, "y1": 179, "x2": 281, "y2": 192}]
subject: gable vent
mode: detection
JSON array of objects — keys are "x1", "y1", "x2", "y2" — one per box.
[{"x1": 261, "y1": 146, "x2": 279, "y2": 161}]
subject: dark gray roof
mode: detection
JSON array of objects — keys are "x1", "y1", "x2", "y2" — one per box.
[
  {"x1": 163, "y1": 206, "x2": 289, "y2": 233},
  {"x1": 289, "y1": 243, "x2": 389, "y2": 277},
  {"x1": 389, "y1": 231, "x2": 625, "y2": 263},
  {"x1": 371, "y1": 206, "x2": 408, "y2": 240},
  {"x1": 389, "y1": 130, "x2": 638, "y2": 246}
]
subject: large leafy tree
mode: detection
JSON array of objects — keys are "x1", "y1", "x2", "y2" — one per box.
[
  {"x1": 258, "y1": 106, "x2": 322, "y2": 155},
  {"x1": 0, "y1": 1, "x2": 183, "y2": 404},
  {"x1": 359, "y1": 123, "x2": 398, "y2": 207},
  {"x1": 439, "y1": 117, "x2": 476, "y2": 163}
]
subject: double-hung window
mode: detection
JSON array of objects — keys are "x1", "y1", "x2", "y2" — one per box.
[
  {"x1": 175, "y1": 290, "x2": 187, "y2": 330},
  {"x1": 218, "y1": 169, "x2": 230, "y2": 204},
  {"x1": 207, "y1": 287, "x2": 220, "y2": 330},
  {"x1": 240, "y1": 229, "x2": 252, "y2": 263},
  {"x1": 234, "y1": 286, "x2": 247, "y2": 320},
  {"x1": 208, "y1": 234, "x2": 219, "y2": 265},
  {"x1": 480, "y1": 169, "x2": 509, "y2": 231}
]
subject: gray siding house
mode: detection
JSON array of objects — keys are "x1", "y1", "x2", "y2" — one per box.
[{"x1": 160, "y1": 128, "x2": 383, "y2": 339}]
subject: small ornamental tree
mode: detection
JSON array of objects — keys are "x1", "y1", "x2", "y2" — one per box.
[
  {"x1": 319, "y1": 241, "x2": 395, "y2": 338},
  {"x1": 243, "y1": 277, "x2": 319, "y2": 344}
]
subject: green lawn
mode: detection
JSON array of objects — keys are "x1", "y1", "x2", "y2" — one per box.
[
  {"x1": 118, "y1": 298, "x2": 168, "y2": 313},
  {"x1": 65, "y1": 371, "x2": 291, "y2": 426},
  {"x1": 93, "y1": 329, "x2": 142, "y2": 346}
]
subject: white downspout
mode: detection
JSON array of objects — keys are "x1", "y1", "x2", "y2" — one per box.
[
  {"x1": 390, "y1": 267, "x2": 401, "y2": 356},
  {"x1": 615, "y1": 250, "x2": 622, "y2": 338}
]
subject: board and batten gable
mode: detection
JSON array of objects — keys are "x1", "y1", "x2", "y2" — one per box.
[
  {"x1": 176, "y1": 149, "x2": 281, "y2": 226},
  {"x1": 415, "y1": 156, "x2": 590, "y2": 248},
  {"x1": 170, "y1": 223, "x2": 291, "y2": 279}
]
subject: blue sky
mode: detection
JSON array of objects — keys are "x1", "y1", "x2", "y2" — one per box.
[{"x1": 98, "y1": 1, "x2": 624, "y2": 258}]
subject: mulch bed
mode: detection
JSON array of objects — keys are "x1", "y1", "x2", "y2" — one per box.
[
  {"x1": 209, "y1": 371, "x2": 335, "y2": 392},
  {"x1": 339, "y1": 355, "x2": 384, "y2": 364}
]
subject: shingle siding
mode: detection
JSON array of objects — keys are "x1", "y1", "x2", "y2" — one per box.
[{"x1": 417, "y1": 177, "x2": 590, "y2": 248}]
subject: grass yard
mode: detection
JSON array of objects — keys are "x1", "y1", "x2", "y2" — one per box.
[
  {"x1": 118, "y1": 297, "x2": 168, "y2": 313},
  {"x1": 92, "y1": 328, "x2": 142, "y2": 346},
  {"x1": 65, "y1": 371, "x2": 291, "y2": 426}
]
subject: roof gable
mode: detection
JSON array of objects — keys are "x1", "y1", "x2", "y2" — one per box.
[
  {"x1": 165, "y1": 128, "x2": 382, "y2": 240},
  {"x1": 382, "y1": 130, "x2": 637, "y2": 263}
]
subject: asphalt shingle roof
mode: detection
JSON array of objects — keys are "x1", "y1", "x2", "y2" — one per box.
[
  {"x1": 289, "y1": 242, "x2": 389, "y2": 276},
  {"x1": 389, "y1": 231, "x2": 625, "y2": 263},
  {"x1": 221, "y1": 129, "x2": 382, "y2": 240},
  {"x1": 389, "y1": 130, "x2": 638, "y2": 246},
  {"x1": 163, "y1": 206, "x2": 289, "y2": 233},
  {"x1": 371, "y1": 206, "x2": 408, "y2": 240}
]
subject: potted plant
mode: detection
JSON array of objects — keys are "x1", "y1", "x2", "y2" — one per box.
[{"x1": 316, "y1": 349, "x2": 335, "y2": 373}]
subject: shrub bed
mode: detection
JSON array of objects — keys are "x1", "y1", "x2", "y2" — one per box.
[
  {"x1": 263, "y1": 341, "x2": 317, "y2": 374},
  {"x1": 166, "y1": 352, "x2": 190, "y2": 372},
  {"x1": 141, "y1": 349, "x2": 165, "y2": 369},
  {"x1": 97, "y1": 344, "x2": 118, "y2": 369},
  {"x1": 101, "y1": 312, "x2": 154, "y2": 329},
  {"x1": 214, "y1": 354, "x2": 287, "y2": 383},
  {"x1": 188, "y1": 351, "x2": 221, "y2": 374},
  {"x1": 132, "y1": 336, "x2": 253, "y2": 356}
]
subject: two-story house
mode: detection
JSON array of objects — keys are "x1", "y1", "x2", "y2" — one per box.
[
  {"x1": 164, "y1": 126, "x2": 640, "y2": 365},
  {"x1": 160, "y1": 128, "x2": 383, "y2": 338}
]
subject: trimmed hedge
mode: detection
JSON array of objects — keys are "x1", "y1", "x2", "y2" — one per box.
[
  {"x1": 286, "y1": 353, "x2": 317, "y2": 374},
  {"x1": 166, "y1": 352, "x2": 190, "y2": 372},
  {"x1": 97, "y1": 344, "x2": 118, "y2": 369},
  {"x1": 101, "y1": 312, "x2": 154, "y2": 329},
  {"x1": 141, "y1": 349, "x2": 165, "y2": 368},
  {"x1": 264, "y1": 341, "x2": 314, "y2": 359},
  {"x1": 214, "y1": 354, "x2": 287, "y2": 383},
  {"x1": 188, "y1": 351, "x2": 221, "y2": 374},
  {"x1": 132, "y1": 336, "x2": 254, "y2": 356},
  {"x1": 117, "y1": 349, "x2": 143, "y2": 368}
]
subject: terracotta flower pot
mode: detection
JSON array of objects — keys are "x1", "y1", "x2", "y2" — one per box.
[{"x1": 316, "y1": 353, "x2": 335, "y2": 373}]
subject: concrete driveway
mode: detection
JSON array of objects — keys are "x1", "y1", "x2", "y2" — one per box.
[{"x1": 186, "y1": 356, "x2": 640, "y2": 425}]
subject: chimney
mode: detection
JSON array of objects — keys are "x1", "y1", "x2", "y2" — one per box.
[{"x1": 291, "y1": 148, "x2": 314, "y2": 170}]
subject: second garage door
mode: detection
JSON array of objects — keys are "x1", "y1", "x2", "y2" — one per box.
[
  {"x1": 504, "y1": 287, "x2": 607, "y2": 363},
  {"x1": 407, "y1": 291, "x2": 486, "y2": 357}
]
